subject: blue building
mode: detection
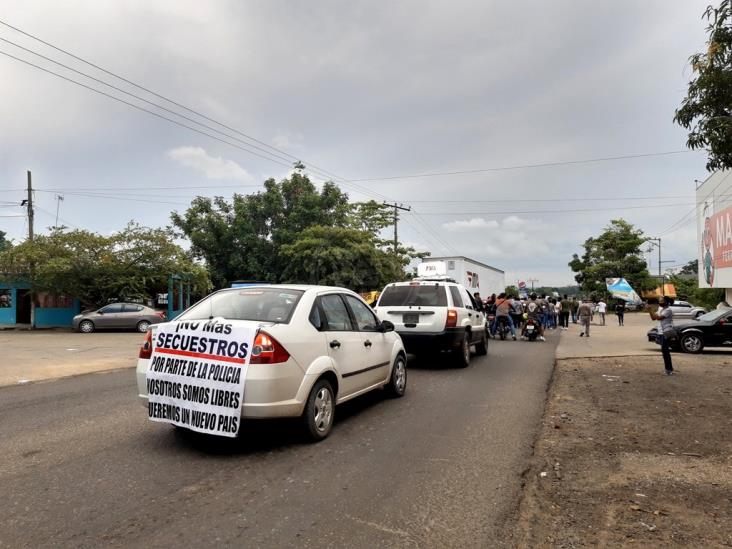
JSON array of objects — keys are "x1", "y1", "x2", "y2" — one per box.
[{"x1": 0, "y1": 282, "x2": 81, "y2": 328}]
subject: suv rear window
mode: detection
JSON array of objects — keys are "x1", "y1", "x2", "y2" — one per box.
[{"x1": 378, "y1": 285, "x2": 448, "y2": 307}]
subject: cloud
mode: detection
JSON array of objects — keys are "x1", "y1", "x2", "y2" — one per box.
[
  {"x1": 167, "y1": 146, "x2": 253, "y2": 181},
  {"x1": 272, "y1": 132, "x2": 305, "y2": 151},
  {"x1": 442, "y1": 218, "x2": 500, "y2": 231}
]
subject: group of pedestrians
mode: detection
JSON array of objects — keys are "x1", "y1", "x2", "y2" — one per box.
[
  {"x1": 475, "y1": 291, "x2": 636, "y2": 341},
  {"x1": 477, "y1": 292, "x2": 588, "y2": 342}
]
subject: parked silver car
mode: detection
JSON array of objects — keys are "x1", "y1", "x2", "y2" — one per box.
[
  {"x1": 669, "y1": 300, "x2": 706, "y2": 320},
  {"x1": 73, "y1": 303, "x2": 165, "y2": 333}
]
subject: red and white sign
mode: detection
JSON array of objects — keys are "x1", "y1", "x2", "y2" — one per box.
[{"x1": 146, "y1": 320, "x2": 256, "y2": 437}]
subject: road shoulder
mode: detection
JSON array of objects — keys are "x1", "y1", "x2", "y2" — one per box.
[{"x1": 511, "y1": 319, "x2": 732, "y2": 547}]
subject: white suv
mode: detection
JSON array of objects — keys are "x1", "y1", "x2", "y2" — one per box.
[{"x1": 373, "y1": 279, "x2": 487, "y2": 367}]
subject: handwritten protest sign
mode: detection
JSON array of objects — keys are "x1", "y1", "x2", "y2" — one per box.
[{"x1": 146, "y1": 319, "x2": 256, "y2": 437}]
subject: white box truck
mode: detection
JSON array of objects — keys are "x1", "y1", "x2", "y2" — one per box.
[{"x1": 417, "y1": 256, "x2": 505, "y2": 296}]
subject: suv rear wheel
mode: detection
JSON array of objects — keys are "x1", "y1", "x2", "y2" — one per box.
[
  {"x1": 475, "y1": 330, "x2": 488, "y2": 356},
  {"x1": 452, "y1": 333, "x2": 471, "y2": 368}
]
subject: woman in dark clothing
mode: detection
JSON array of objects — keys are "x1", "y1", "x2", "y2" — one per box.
[{"x1": 615, "y1": 301, "x2": 625, "y2": 326}]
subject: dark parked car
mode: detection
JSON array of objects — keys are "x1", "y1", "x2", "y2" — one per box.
[
  {"x1": 647, "y1": 308, "x2": 732, "y2": 354},
  {"x1": 73, "y1": 303, "x2": 165, "y2": 333}
]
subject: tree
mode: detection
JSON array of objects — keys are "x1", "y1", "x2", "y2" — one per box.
[
  {"x1": 171, "y1": 173, "x2": 352, "y2": 287},
  {"x1": 0, "y1": 230, "x2": 9, "y2": 252},
  {"x1": 504, "y1": 285, "x2": 519, "y2": 298},
  {"x1": 674, "y1": 1, "x2": 732, "y2": 172},
  {"x1": 172, "y1": 175, "x2": 422, "y2": 289},
  {"x1": 0, "y1": 224, "x2": 209, "y2": 307},
  {"x1": 679, "y1": 259, "x2": 699, "y2": 275},
  {"x1": 279, "y1": 226, "x2": 401, "y2": 291},
  {"x1": 569, "y1": 219, "x2": 655, "y2": 298}
]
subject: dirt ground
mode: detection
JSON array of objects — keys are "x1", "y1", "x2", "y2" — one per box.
[{"x1": 512, "y1": 352, "x2": 732, "y2": 548}]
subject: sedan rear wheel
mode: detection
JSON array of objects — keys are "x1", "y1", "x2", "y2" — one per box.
[
  {"x1": 680, "y1": 333, "x2": 704, "y2": 354},
  {"x1": 385, "y1": 355, "x2": 407, "y2": 397},
  {"x1": 137, "y1": 320, "x2": 151, "y2": 333},
  {"x1": 302, "y1": 379, "x2": 335, "y2": 442},
  {"x1": 79, "y1": 320, "x2": 95, "y2": 334}
]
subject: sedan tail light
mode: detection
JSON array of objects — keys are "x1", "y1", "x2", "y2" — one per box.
[
  {"x1": 251, "y1": 331, "x2": 290, "y2": 364},
  {"x1": 446, "y1": 309, "x2": 458, "y2": 328},
  {"x1": 155, "y1": 310, "x2": 166, "y2": 319},
  {"x1": 139, "y1": 329, "x2": 153, "y2": 359}
]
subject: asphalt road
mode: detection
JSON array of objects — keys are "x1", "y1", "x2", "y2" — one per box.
[{"x1": 0, "y1": 333, "x2": 558, "y2": 548}]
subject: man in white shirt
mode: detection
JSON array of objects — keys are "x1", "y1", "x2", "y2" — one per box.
[{"x1": 598, "y1": 300, "x2": 607, "y2": 326}]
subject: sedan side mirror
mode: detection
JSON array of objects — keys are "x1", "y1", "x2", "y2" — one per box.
[
  {"x1": 380, "y1": 320, "x2": 395, "y2": 333},
  {"x1": 97, "y1": 311, "x2": 104, "y2": 315}
]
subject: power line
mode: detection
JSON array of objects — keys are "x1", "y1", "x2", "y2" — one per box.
[
  {"x1": 34, "y1": 205, "x2": 78, "y2": 229},
  {"x1": 409, "y1": 194, "x2": 695, "y2": 203},
  {"x1": 412, "y1": 202, "x2": 695, "y2": 216},
  {"x1": 0, "y1": 19, "x2": 304, "y2": 165},
  {"x1": 0, "y1": 35, "x2": 301, "y2": 167},
  {"x1": 657, "y1": 171, "x2": 732, "y2": 236},
  {"x1": 37, "y1": 183, "x2": 262, "y2": 192},
  {"x1": 348, "y1": 151, "x2": 697, "y2": 182},
  {"x1": 408, "y1": 210, "x2": 460, "y2": 255},
  {"x1": 0, "y1": 20, "x2": 391, "y2": 203},
  {"x1": 0, "y1": 49, "x2": 301, "y2": 171},
  {"x1": 44, "y1": 190, "x2": 190, "y2": 206}
]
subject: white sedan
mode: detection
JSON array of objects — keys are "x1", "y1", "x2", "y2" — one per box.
[{"x1": 137, "y1": 285, "x2": 407, "y2": 441}]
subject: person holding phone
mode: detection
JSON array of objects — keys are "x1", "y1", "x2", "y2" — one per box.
[{"x1": 648, "y1": 296, "x2": 675, "y2": 375}]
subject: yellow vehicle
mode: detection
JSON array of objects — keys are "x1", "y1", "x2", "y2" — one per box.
[{"x1": 360, "y1": 291, "x2": 380, "y2": 307}]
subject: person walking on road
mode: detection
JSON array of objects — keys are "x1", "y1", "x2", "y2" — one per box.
[
  {"x1": 560, "y1": 294, "x2": 571, "y2": 330},
  {"x1": 648, "y1": 296, "x2": 675, "y2": 375},
  {"x1": 615, "y1": 301, "x2": 625, "y2": 326},
  {"x1": 571, "y1": 297, "x2": 579, "y2": 324},
  {"x1": 598, "y1": 299, "x2": 607, "y2": 326},
  {"x1": 578, "y1": 298, "x2": 592, "y2": 337}
]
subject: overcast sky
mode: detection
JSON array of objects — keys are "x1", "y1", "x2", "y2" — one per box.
[{"x1": 0, "y1": 1, "x2": 713, "y2": 286}]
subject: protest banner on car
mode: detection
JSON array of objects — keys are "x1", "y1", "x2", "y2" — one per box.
[{"x1": 146, "y1": 319, "x2": 256, "y2": 437}]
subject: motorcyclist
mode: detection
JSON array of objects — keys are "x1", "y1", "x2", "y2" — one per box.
[
  {"x1": 523, "y1": 293, "x2": 546, "y2": 341},
  {"x1": 491, "y1": 292, "x2": 517, "y2": 340},
  {"x1": 510, "y1": 296, "x2": 524, "y2": 331}
]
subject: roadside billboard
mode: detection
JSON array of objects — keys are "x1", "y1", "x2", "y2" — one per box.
[{"x1": 697, "y1": 171, "x2": 732, "y2": 288}]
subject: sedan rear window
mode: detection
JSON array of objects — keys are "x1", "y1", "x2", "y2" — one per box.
[
  {"x1": 378, "y1": 285, "x2": 447, "y2": 307},
  {"x1": 178, "y1": 288, "x2": 304, "y2": 323}
]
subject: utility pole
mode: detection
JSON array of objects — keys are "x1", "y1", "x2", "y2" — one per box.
[
  {"x1": 383, "y1": 202, "x2": 411, "y2": 254},
  {"x1": 527, "y1": 278, "x2": 539, "y2": 291},
  {"x1": 26, "y1": 171, "x2": 34, "y2": 241},
  {"x1": 26, "y1": 171, "x2": 35, "y2": 328},
  {"x1": 645, "y1": 238, "x2": 663, "y2": 297},
  {"x1": 54, "y1": 194, "x2": 64, "y2": 228}
]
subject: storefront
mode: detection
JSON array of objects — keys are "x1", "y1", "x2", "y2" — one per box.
[
  {"x1": 697, "y1": 169, "x2": 732, "y2": 303},
  {"x1": 0, "y1": 282, "x2": 81, "y2": 328}
]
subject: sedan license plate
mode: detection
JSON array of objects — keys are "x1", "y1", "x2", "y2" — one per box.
[{"x1": 403, "y1": 313, "x2": 419, "y2": 324}]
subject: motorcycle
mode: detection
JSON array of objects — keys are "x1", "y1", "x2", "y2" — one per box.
[
  {"x1": 523, "y1": 318, "x2": 539, "y2": 341},
  {"x1": 496, "y1": 316, "x2": 510, "y2": 340}
]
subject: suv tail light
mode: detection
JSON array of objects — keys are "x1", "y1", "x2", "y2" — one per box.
[
  {"x1": 251, "y1": 331, "x2": 290, "y2": 364},
  {"x1": 139, "y1": 330, "x2": 153, "y2": 359},
  {"x1": 446, "y1": 309, "x2": 458, "y2": 328}
]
